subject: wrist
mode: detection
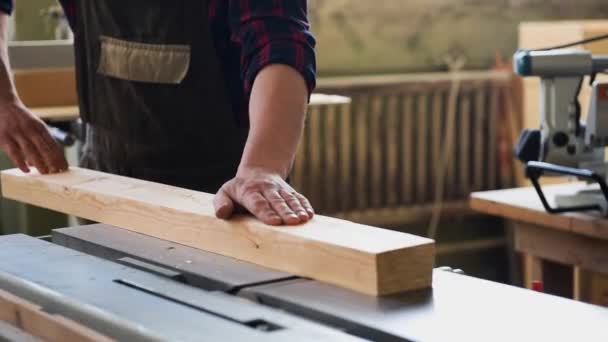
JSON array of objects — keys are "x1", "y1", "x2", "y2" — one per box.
[{"x1": 237, "y1": 163, "x2": 290, "y2": 180}]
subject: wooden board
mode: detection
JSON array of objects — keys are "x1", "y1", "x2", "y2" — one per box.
[
  {"x1": 309, "y1": 93, "x2": 351, "y2": 106},
  {"x1": 31, "y1": 106, "x2": 79, "y2": 122},
  {"x1": 470, "y1": 183, "x2": 608, "y2": 241},
  {"x1": 0, "y1": 167, "x2": 434, "y2": 296},
  {"x1": 0, "y1": 289, "x2": 111, "y2": 342}
]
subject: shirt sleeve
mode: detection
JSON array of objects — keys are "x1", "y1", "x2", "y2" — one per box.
[
  {"x1": 0, "y1": 0, "x2": 13, "y2": 15},
  {"x1": 229, "y1": 0, "x2": 317, "y2": 97}
]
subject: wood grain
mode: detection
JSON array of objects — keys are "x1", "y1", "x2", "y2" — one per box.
[
  {"x1": 1, "y1": 167, "x2": 434, "y2": 296},
  {"x1": 0, "y1": 289, "x2": 111, "y2": 342},
  {"x1": 470, "y1": 183, "x2": 608, "y2": 241}
]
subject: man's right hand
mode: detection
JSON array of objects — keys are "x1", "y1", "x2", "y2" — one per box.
[{"x1": 0, "y1": 101, "x2": 68, "y2": 174}]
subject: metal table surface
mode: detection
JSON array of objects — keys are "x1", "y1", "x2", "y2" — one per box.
[
  {"x1": 0, "y1": 234, "x2": 361, "y2": 342},
  {"x1": 53, "y1": 224, "x2": 293, "y2": 292},
  {"x1": 240, "y1": 272, "x2": 608, "y2": 342},
  {"x1": 53, "y1": 224, "x2": 608, "y2": 342}
]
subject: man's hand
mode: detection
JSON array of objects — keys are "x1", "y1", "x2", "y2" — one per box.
[
  {"x1": 214, "y1": 167, "x2": 314, "y2": 225},
  {"x1": 0, "y1": 101, "x2": 68, "y2": 174}
]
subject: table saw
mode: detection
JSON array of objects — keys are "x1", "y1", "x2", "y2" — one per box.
[{"x1": 0, "y1": 224, "x2": 606, "y2": 341}]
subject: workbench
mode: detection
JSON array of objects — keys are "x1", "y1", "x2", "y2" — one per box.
[
  {"x1": 0, "y1": 223, "x2": 606, "y2": 341},
  {"x1": 471, "y1": 182, "x2": 608, "y2": 305}
]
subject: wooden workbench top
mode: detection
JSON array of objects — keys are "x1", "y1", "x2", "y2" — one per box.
[
  {"x1": 470, "y1": 182, "x2": 608, "y2": 241},
  {"x1": 32, "y1": 106, "x2": 79, "y2": 122}
]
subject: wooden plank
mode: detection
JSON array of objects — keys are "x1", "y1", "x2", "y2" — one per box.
[
  {"x1": 431, "y1": 91, "x2": 442, "y2": 201},
  {"x1": 416, "y1": 94, "x2": 428, "y2": 202},
  {"x1": 470, "y1": 183, "x2": 608, "y2": 241},
  {"x1": 487, "y1": 84, "x2": 499, "y2": 189},
  {"x1": 338, "y1": 103, "x2": 352, "y2": 212},
  {"x1": 385, "y1": 95, "x2": 399, "y2": 206},
  {"x1": 0, "y1": 289, "x2": 111, "y2": 342},
  {"x1": 473, "y1": 86, "x2": 485, "y2": 191},
  {"x1": 291, "y1": 128, "x2": 306, "y2": 194},
  {"x1": 402, "y1": 95, "x2": 414, "y2": 204},
  {"x1": 307, "y1": 105, "x2": 323, "y2": 210},
  {"x1": 309, "y1": 94, "x2": 351, "y2": 107},
  {"x1": 355, "y1": 96, "x2": 369, "y2": 210},
  {"x1": 31, "y1": 106, "x2": 79, "y2": 122},
  {"x1": 323, "y1": 104, "x2": 338, "y2": 213},
  {"x1": 459, "y1": 93, "x2": 471, "y2": 196},
  {"x1": 444, "y1": 90, "x2": 456, "y2": 199},
  {"x1": 370, "y1": 96, "x2": 384, "y2": 208},
  {"x1": 1, "y1": 167, "x2": 435, "y2": 296}
]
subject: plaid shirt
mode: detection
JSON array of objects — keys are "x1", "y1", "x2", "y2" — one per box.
[{"x1": 1, "y1": 1, "x2": 316, "y2": 117}]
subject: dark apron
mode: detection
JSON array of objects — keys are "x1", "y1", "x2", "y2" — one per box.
[{"x1": 73, "y1": 0, "x2": 248, "y2": 193}]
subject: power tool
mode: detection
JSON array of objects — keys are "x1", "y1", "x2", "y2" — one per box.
[{"x1": 514, "y1": 48, "x2": 608, "y2": 214}]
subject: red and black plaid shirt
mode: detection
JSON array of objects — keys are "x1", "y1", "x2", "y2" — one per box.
[{"x1": 1, "y1": 1, "x2": 317, "y2": 117}]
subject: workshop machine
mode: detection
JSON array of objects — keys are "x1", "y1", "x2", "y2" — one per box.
[
  {"x1": 515, "y1": 47, "x2": 608, "y2": 215},
  {"x1": 0, "y1": 225, "x2": 606, "y2": 341}
]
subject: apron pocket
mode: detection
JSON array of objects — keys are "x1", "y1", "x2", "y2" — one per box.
[{"x1": 97, "y1": 36, "x2": 190, "y2": 84}]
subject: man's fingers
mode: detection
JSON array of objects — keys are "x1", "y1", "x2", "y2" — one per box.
[
  {"x1": 243, "y1": 191, "x2": 281, "y2": 225},
  {"x1": 4, "y1": 140, "x2": 29, "y2": 173},
  {"x1": 279, "y1": 189, "x2": 310, "y2": 222},
  {"x1": 36, "y1": 126, "x2": 68, "y2": 171},
  {"x1": 294, "y1": 192, "x2": 315, "y2": 217},
  {"x1": 214, "y1": 187, "x2": 235, "y2": 219},
  {"x1": 31, "y1": 130, "x2": 66, "y2": 173},
  {"x1": 14, "y1": 134, "x2": 49, "y2": 174},
  {"x1": 265, "y1": 190, "x2": 300, "y2": 225}
]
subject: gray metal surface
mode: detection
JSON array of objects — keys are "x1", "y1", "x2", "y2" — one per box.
[
  {"x1": 53, "y1": 224, "x2": 294, "y2": 291},
  {"x1": 0, "y1": 321, "x2": 43, "y2": 342},
  {"x1": 0, "y1": 234, "x2": 362, "y2": 342},
  {"x1": 240, "y1": 270, "x2": 608, "y2": 342}
]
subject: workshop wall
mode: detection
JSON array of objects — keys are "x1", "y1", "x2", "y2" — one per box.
[
  {"x1": 13, "y1": 0, "x2": 57, "y2": 41},
  {"x1": 14, "y1": 1, "x2": 608, "y2": 74},
  {"x1": 310, "y1": 0, "x2": 608, "y2": 75}
]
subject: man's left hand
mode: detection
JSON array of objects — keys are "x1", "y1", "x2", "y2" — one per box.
[{"x1": 213, "y1": 167, "x2": 314, "y2": 225}]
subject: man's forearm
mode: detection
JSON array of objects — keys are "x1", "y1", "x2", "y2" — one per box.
[{"x1": 239, "y1": 64, "x2": 309, "y2": 179}]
